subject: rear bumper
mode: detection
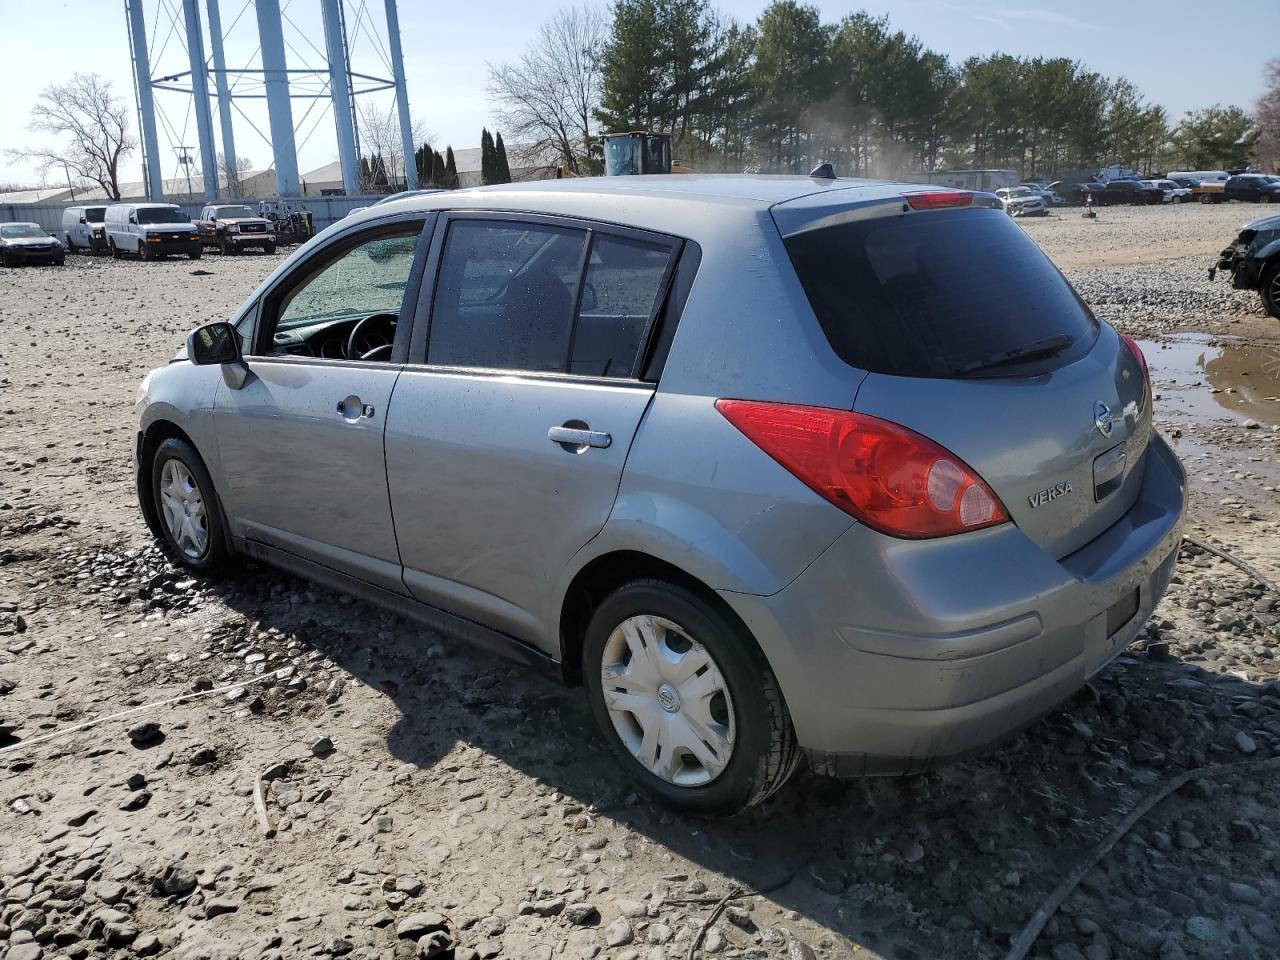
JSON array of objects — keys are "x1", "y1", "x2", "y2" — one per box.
[{"x1": 723, "y1": 433, "x2": 1186, "y2": 776}]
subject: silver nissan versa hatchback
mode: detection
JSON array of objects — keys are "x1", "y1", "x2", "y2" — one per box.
[{"x1": 135, "y1": 176, "x2": 1186, "y2": 814}]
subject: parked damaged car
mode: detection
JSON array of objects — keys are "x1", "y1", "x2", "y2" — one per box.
[
  {"x1": 135, "y1": 177, "x2": 1186, "y2": 814},
  {"x1": 0, "y1": 222, "x2": 65, "y2": 267},
  {"x1": 1212, "y1": 210, "x2": 1280, "y2": 317}
]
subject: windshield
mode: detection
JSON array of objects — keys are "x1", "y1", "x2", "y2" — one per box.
[
  {"x1": 213, "y1": 205, "x2": 254, "y2": 218},
  {"x1": 1007, "y1": 187, "x2": 1032, "y2": 198},
  {"x1": 137, "y1": 207, "x2": 188, "y2": 225},
  {"x1": 783, "y1": 207, "x2": 1098, "y2": 379},
  {"x1": 85, "y1": 207, "x2": 106, "y2": 223},
  {"x1": 1, "y1": 224, "x2": 50, "y2": 239}
]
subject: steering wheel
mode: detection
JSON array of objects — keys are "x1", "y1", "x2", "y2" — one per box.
[{"x1": 346, "y1": 312, "x2": 398, "y2": 361}]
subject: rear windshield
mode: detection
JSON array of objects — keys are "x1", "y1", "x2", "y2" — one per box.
[
  {"x1": 783, "y1": 207, "x2": 1098, "y2": 379},
  {"x1": 85, "y1": 207, "x2": 106, "y2": 222}
]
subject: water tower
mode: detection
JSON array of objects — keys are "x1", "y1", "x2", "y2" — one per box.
[{"x1": 123, "y1": 0, "x2": 417, "y2": 200}]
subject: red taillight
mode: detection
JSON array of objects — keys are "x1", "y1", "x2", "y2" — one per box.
[
  {"x1": 715, "y1": 400, "x2": 1009, "y2": 539},
  {"x1": 1121, "y1": 335, "x2": 1150, "y2": 394},
  {"x1": 903, "y1": 191, "x2": 973, "y2": 210}
]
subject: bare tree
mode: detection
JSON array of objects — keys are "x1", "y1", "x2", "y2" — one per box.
[
  {"x1": 217, "y1": 152, "x2": 253, "y2": 197},
  {"x1": 487, "y1": 5, "x2": 606, "y2": 174},
  {"x1": 1256, "y1": 58, "x2": 1280, "y2": 173},
  {"x1": 355, "y1": 102, "x2": 434, "y2": 193},
  {"x1": 8, "y1": 73, "x2": 136, "y2": 200}
]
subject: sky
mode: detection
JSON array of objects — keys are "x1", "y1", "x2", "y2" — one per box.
[{"x1": 1, "y1": 0, "x2": 1276, "y2": 188}]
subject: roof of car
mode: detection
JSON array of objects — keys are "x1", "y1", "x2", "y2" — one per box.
[{"x1": 375, "y1": 174, "x2": 931, "y2": 211}]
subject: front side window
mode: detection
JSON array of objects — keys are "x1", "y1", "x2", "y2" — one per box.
[
  {"x1": 277, "y1": 231, "x2": 419, "y2": 333},
  {"x1": 428, "y1": 220, "x2": 587, "y2": 372}
]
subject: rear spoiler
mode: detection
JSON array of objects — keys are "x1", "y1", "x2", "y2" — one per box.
[{"x1": 771, "y1": 190, "x2": 1003, "y2": 239}]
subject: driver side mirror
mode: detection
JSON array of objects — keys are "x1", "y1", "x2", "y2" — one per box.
[
  {"x1": 129, "y1": 215, "x2": 137, "y2": 224},
  {"x1": 187, "y1": 322, "x2": 249, "y2": 389},
  {"x1": 79, "y1": 216, "x2": 87, "y2": 224},
  {"x1": 188, "y1": 321, "x2": 240, "y2": 365}
]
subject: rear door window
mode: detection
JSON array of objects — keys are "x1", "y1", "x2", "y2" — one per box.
[
  {"x1": 782, "y1": 207, "x2": 1098, "y2": 379},
  {"x1": 426, "y1": 219, "x2": 676, "y2": 378}
]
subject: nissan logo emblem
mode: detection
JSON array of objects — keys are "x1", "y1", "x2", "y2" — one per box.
[{"x1": 1094, "y1": 400, "x2": 1114, "y2": 438}]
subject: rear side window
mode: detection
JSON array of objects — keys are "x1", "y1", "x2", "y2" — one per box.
[
  {"x1": 428, "y1": 219, "x2": 675, "y2": 378},
  {"x1": 783, "y1": 208, "x2": 1098, "y2": 378},
  {"x1": 572, "y1": 235, "x2": 671, "y2": 377}
]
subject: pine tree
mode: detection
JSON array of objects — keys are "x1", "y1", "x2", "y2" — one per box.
[
  {"x1": 432, "y1": 150, "x2": 446, "y2": 187},
  {"x1": 480, "y1": 128, "x2": 497, "y2": 184},
  {"x1": 444, "y1": 146, "x2": 459, "y2": 189},
  {"x1": 494, "y1": 132, "x2": 512, "y2": 183},
  {"x1": 415, "y1": 142, "x2": 435, "y2": 186}
]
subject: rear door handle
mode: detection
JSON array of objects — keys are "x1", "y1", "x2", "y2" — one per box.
[{"x1": 548, "y1": 426, "x2": 612, "y2": 449}]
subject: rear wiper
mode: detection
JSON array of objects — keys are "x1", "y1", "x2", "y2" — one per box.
[{"x1": 953, "y1": 334, "x2": 1074, "y2": 376}]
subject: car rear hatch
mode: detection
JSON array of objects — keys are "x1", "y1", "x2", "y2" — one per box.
[{"x1": 773, "y1": 192, "x2": 1151, "y2": 558}]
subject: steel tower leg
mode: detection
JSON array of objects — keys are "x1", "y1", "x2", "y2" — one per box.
[
  {"x1": 383, "y1": 0, "x2": 418, "y2": 190},
  {"x1": 205, "y1": 0, "x2": 239, "y2": 197},
  {"x1": 182, "y1": 0, "x2": 219, "y2": 199},
  {"x1": 321, "y1": 0, "x2": 359, "y2": 195},
  {"x1": 125, "y1": 0, "x2": 164, "y2": 200},
  {"x1": 256, "y1": 0, "x2": 301, "y2": 196}
]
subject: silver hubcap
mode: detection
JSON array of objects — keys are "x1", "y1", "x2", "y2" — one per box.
[
  {"x1": 600, "y1": 615, "x2": 736, "y2": 787},
  {"x1": 159, "y1": 459, "x2": 208, "y2": 559}
]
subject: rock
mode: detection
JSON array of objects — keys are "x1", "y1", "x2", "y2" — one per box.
[
  {"x1": 188, "y1": 744, "x2": 218, "y2": 765},
  {"x1": 92, "y1": 881, "x2": 127, "y2": 905},
  {"x1": 1051, "y1": 946, "x2": 1088, "y2": 960},
  {"x1": 134, "y1": 933, "x2": 161, "y2": 955},
  {"x1": 416, "y1": 931, "x2": 453, "y2": 958},
  {"x1": 103, "y1": 921, "x2": 139, "y2": 946},
  {"x1": 615, "y1": 899, "x2": 647, "y2": 919},
  {"x1": 125, "y1": 772, "x2": 147, "y2": 790},
  {"x1": 563, "y1": 902, "x2": 598, "y2": 925},
  {"x1": 724, "y1": 905, "x2": 752, "y2": 929},
  {"x1": 127, "y1": 721, "x2": 162, "y2": 746},
  {"x1": 6, "y1": 944, "x2": 43, "y2": 960},
  {"x1": 396, "y1": 912, "x2": 448, "y2": 940},
  {"x1": 605, "y1": 918, "x2": 634, "y2": 947},
  {"x1": 396, "y1": 876, "x2": 425, "y2": 897},
  {"x1": 1184, "y1": 916, "x2": 1222, "y2": 942},
  {"x1": 1227, "y1": 882, "x2": 1262, "y2": 905},
  {"x1": 118, "y1": 790, "x2": 151, "y2": 811},
  {"x1": 647, "y1": 923, "x2": 673, "y2": 944},
  {"x1": 155, "y1": 861, "x2": 198, "y2": 896},
  {"x1": 1234, "y1": 731, "x2": 1257, "y2": 754},
  {"x1": 312, "y1": 736, "x2": 334, "y2": 757},
  {"x1": 205, "y1": 897, "x2": 239, "y2": 919},
  {"x1": 787, "y1": 937, "x2": 818, "y2": 960}
]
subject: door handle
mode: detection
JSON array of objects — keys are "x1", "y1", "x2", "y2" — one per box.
[
  {"x1": 336, "y1": 397, "x2": 375, "y2": 420},
  {"x1": 548, "y1": 425, "x2": 611, "y2": 450}
]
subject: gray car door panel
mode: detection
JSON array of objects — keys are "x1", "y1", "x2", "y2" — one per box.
[
  {"x1": 385, "y1": 371, "x2": 655, "y2": 650},
  {"x1": 211, "y1": 216, "x2": 431, "y2": 593}
]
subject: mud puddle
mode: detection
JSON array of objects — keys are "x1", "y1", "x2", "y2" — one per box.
[{"x1": 1140, "y1": 333, "x2": 1280, "y2": 426}]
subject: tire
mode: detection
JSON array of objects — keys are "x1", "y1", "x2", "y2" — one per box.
[
  {"x1": 219, "y1": 236, "x2": 230, "y2": 255},
  {"x1": 264, "y1": 241, "x2": 276, "y2": 255},
  {"x1": 109, "y1": 240, "x2": 120, "y2": 260},
  {"x1": 53, "y1": 257, "x2": 65, "y2": 267},
  {"x1": 582, "y1": 579, "x2": 800, "y2": 816},
  {"x1": 1261, "y1": 195, "x2": 1272, "y2": 204},
  {"x1": 150, "y1": 438, "x2": 228, "y2": 572},
  {"x1": 0, "y1": 251, "x2": 10, "y2": 268},
  {"x1": 189, "y1": 249, "x2": 202, "y2": 260},
  {"x1": 1261, "y1": 261, "x2": 1280, "y2": 320}
]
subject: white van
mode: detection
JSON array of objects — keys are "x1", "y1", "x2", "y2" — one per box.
[
  {"x1": 104, "y1": 203, "x2": 202, "y2": 261},
  {"x1": 62, "y1": 205, "x2": 109, "y2": 253}
]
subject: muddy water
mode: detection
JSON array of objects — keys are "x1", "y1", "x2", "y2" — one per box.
[{"x1": 1140, "y1": 333, "x2": 1280, "y2": 427}]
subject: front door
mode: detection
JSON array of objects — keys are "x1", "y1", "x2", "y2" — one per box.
[
  {"x1": 213, "y1": 219, "x2": 428, "y2": 592},
  {"x1": 385, "y1": 215, "x2": 679, "y2": 649}
]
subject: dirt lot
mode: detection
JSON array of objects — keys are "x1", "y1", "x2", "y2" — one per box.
[{"x1": 1, "y1": 202, "x2": 1279, "y2": 960}]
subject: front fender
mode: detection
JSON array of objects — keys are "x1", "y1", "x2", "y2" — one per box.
[{"x1": 136, "y1": 361, "x2": 225, "y2": 480}]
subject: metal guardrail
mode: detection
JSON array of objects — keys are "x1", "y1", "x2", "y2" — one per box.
[{"x1": 0, "y1": 195, "x2": 379, "y2": 235}]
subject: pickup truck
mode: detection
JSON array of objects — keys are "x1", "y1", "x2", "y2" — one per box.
[{"x1": 196, "y1": 204, "x2": 277, "y2": 254}]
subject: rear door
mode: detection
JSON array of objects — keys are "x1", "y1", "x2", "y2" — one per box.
[
  {"x1": 778, "y1": 200, "x2": 1150, "y2": 559},
  {"x1": 385, "y1": 213, "x2": 680, "y2": 649}
]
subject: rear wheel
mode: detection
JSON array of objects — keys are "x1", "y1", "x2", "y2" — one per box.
[
  {"x1": 582, "y1": 579, "x2": 799, "y2": 815},
  {"x1": 150, "y1": 438, "x2": 228, "y2": 572},
  {"x1": 1261, "y1": 262, "x2": 1280, "y2": 320},
  {"x1": 109, "y1": 239, "x2": 120, "y2": 259},
  {"x1": 189, "y1": 249, "x2": 202, "y2": 260}
]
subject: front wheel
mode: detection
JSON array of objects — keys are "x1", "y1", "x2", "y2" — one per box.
[
  {"x1": 189, "y1": 249, "x2": 202, "y2": 260},
  {"x1": 150, "y1": 438, "x2": 228, "y2": 572},
  {"x1": 582, "y1": 580, "x2": 799, "y2": 815},
  {"x1": 1261, "y1": 262, "x2": 1280, "y2": 320},
  {"x1": 264, "y1": 241, "x2": 276, "y2": 255}
]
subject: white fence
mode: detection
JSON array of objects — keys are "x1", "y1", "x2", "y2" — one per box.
[{"x1": 0, "y1": 195, "x2": 380, "y2": 236}]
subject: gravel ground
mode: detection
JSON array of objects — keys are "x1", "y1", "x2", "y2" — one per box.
[{"x1": 1, "y1": 206, "x2": 1279, "y2": 960}]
